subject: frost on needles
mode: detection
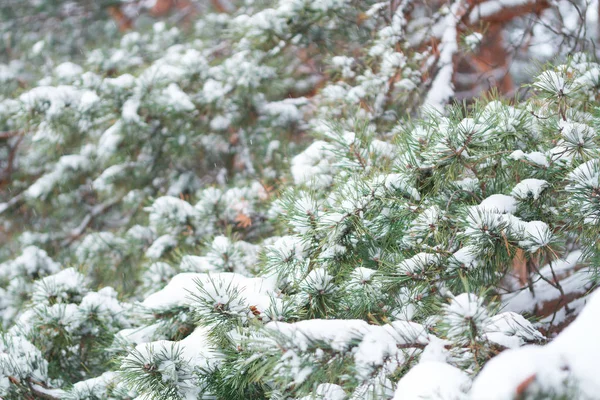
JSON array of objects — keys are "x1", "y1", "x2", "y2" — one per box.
[{"x1": 1, "y1": 1, "x2": 600, "y2": 400}]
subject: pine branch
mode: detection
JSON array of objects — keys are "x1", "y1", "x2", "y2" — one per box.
[{"x1": 60, "y1": 197, "x2": 122, "y2": 247}]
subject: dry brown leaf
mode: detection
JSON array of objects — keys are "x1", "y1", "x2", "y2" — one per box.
[
  {"x1": 515, "y1": 373, "x2": 536, "y2": 396},
  {"x1": 235, "y1": 213, "x2": 252, "y2": 228},
  {"x1": 512, "y1": 248, "x2": 528, "y2": 286},
  {"x1": 107, "y1": 6, "x2": 133, "y2": 32}
]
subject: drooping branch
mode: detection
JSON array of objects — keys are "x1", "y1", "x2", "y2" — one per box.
[
  {"x1": 60, "y1": 197, "x2": 122, "y2": 247},
  {"x1": 467, "y1": 0, "x2": 550, "y2": 25},
  {"x1": 419, "y1": 0, "x2": 552, "y2": 107},
  {"x1": 422, "y1": 0, "x2": 467, "y2": 112}
]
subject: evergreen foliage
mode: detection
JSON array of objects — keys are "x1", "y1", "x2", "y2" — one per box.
[{"x1": 1, "y1": 1, "x2": 600, "y2": 399}]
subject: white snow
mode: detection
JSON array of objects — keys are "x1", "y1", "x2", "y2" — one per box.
[
  {"x1": 103, "y1": 74, "x2": 136, "y2": 90},
  {"x1": 117, "y1": 323, "x2": 161, "y2": 345},
  {"x1": 70, "y1": 371, "x2": 117, "y2": 398},
  {"x1": 54, "y1": 62, "x2": 83, "y2": 80},
  {"x1": 0, "y1": 246, "x2": 60, "y2": 280},
  {"x1": 566, "y1": 159, "x2": 599, "y2": 190},
  {"x1": 138, "y1": 63, "x2": 186, "y2": 87},
  {"x1": 79, "y1": 91, "x2": 100, "y2": 112},
  {"x1": 142, "y1": 272, "x2": 277, "y2": 317},
  {"x1": 97, "y1": 120, "x2": 124, "y2": 159},
  {"x1": 537, "y1": 250, "x2": 583, "y2": 278},
  {"x1": 0, "y1": 333, "x2": 50, "y2": 393},
  {"x1": 31, "y1": 268, "x2": 88, "y2": 303},
  {"x1": 472, "y1": 287, "x2": 600, "y2": 399},
  {"x1": 444, "y1": 293, "x2": 489, "y2": 343},
  {"x1": 291, "y1": 141, "x2": 336, "y2": 189},
  {"x1": 146, "y1": 196, "x2": 198, "y2": 230},
  {"x1": 19, "y1": 85, "x2": 85, "y2": 117},
  {"x1": 450, "y1": 246, "x2": 479, "y2": 270},
  {"x1": 159, "y1": 83, "x2": 195, "y2": 112},
  {"x1": 31, "y1": 40, "x2": 45, "y2": 55},
  {"x1": 394, "y1": 361, "x2": 471, "y2": 400},
  {"x1": 384, "y1": 173, "x2": 421, "y2": 200},
  {"x1": 145, "y1": 234, "x2": 177, "y2": 259},
  {"x1": 25, "y1": 154, "x2": 89, "y2": 199},
  {"x1": 469, "y1": 0, "x2": 537, "y2": 24},
  {"x1": 180, "y1": 255, "x2": 218, "y2": 273},
  {"x1": 509, "y1": 150, "x2": 549, "y2": 167},
  {"x1": 518, "y1": 220, "x2": 552, "y2": 252},
  {"x1": 511, "y1": 179, "x2": 549, "y2": 200},
  {"x1": 124, "y1": 326, "x2": 220, "y2": 399},
  {"x1": 267, "y1": 318, "x2": 430, "y2": 381},
  {"x1": 479, "y1": 194, "x2": 517, "y2": 214},
  {"x1": 262, "y1": 98, "x2": 306, "y2": 126},
  {"x1": 92, "y1": 164, "x2": 129, "y2": 192},
  {"x1": 560, "y1": 121, "x2": 594, "y2": 147},
  {"x1": 423, "y1": 1, "x2": 462, "y2": 112},
  {"x1": 502, "y1": 255, "x2": 591, "y2": 315},
  {"x1": 397, "y1": 253, "x2": 438, "y2": 275},
  {"x1": 122, "y1": 97, "x2": 142, "y2": 123},
  {"x1": 298, "y1": 384, "x2": 346, "y2": 400},
  {"x1": 485, "y1": 312, "x2": 545, "y2": 349}
]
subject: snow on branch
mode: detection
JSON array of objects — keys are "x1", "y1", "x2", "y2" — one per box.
[
  {"x1": 468, "y1": 0, "x2": 550, "y2": 24},
  {"x1": 423, "y1": 0, "x2": 465, "y2": 113}
]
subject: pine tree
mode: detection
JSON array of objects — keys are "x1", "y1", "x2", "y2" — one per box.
[{"x1": 1, "y1": 1, "x2": 600, "y2": 399}]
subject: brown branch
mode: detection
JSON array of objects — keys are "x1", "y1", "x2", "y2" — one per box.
[
  {"x1": 107, "y1": 5, "x2": 133, "y2": 32},
  {"x1": 0, "y1": 131, "x2": 24, "y2": 189},
  {"x1": 416, "y1": 0, "x2": 552, "y2": 100},
  {"x1": 28, "y1": 383, "x2": 62, "y2": 400},
  {"x1": 0, "y1": 130, "x2": 22, "y2": 139},
  {"x1": 210, "y1": 0, "x2": 235, "y2": 13},
  {"x1": 60, "y1": 197, "x2": 122, "y2": 247},
  {"x1": 6, "y1": 377, "x2": 62, "y2": 400},
  {"x1": 467, "y1": 0, "x2": 550, "y2": 25}
]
